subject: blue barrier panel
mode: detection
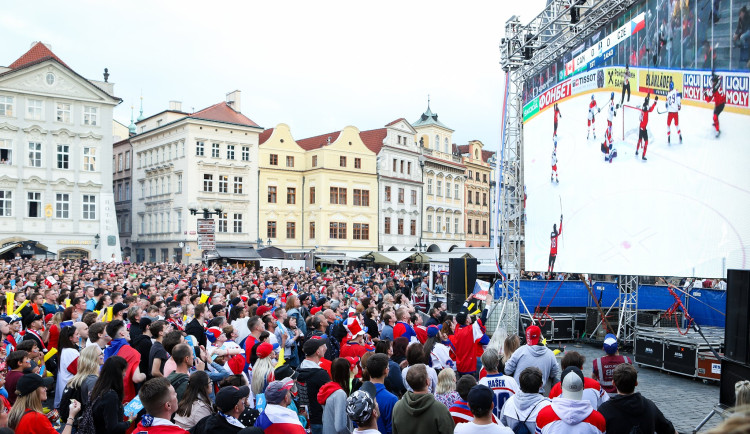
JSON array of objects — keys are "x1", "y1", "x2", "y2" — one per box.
[{"x1": 688, "y1": 288, "x2": 726, "y2": 327}]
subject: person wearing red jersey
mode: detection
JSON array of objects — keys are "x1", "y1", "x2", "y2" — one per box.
[
  {"x1": 704, "y1": 74, "x2": 726, "y2": 138},
  {"x1": 393, "y1": 308, "x2": 417, "y2": 343},
  {"x1": 591, "y1": 334, "x2": 633, "y2": 395},
  {"x1": 553, "y1": 103, "x2": 562, "y2": 138},
  {"x1": 549, "y1": 351, "x2": 608, "y2": 410},
  {"x1": 134, "y1": 378, "x2": 190, "y2": 434},
  {"x1": 340, "y1": 317, "x2": 369, "y2": 377},
  {"x1": 548, "y1": 215, "x2": 562, "y2": 273},
  {"x1": 635, "y1": 94, "x2": 658, "y2": 161},
  {"x1": 587, "y1": 95, "x2": 600, "y2": 139},
  {"x1": 535, "y1": 367, "x2": 606, "y2": 434},
  {"x1": 449, "y1": 310, "x2": 489, "y2": 377}
]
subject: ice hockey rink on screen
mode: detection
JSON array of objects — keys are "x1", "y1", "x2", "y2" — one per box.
[{"x1": 521, "y1": 70, "x2": 750, "y2": 278}]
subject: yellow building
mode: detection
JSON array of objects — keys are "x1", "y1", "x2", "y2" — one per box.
[
  {"x1": 258, "y1": 125, "x2": 378, "y2": 252},
  {"x1": 457, "y1": 140, "x2": 493, "y2": 247}
]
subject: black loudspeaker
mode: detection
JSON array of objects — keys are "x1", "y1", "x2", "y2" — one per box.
[
  {"x1": 447, "y1": 257, "x2": 478, "y2": 312},
  {"x1": 725, "y1": 269, "x2": 750, "y2": 364},
  {"x1": 720, "y1": 358, "x2": 750, "y2": 406}
]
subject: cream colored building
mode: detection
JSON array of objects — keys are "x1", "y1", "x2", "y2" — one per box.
[
  {"x1": 0, "y1": 42, "x2": 121, "y2": 260},
  {"x1": 412, "y1": 105, "x2": 465, "y2": 252},
  {"x1": 457, "y1": 140, "x2": 493, "y2": 247},
  {"x1": 130, "y1": 91, "x2": 262, "y2": 263}
]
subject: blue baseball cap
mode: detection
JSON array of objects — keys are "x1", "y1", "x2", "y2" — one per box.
[{"x1": 603, "y1": 334, "x2": 618, "y2": 354}]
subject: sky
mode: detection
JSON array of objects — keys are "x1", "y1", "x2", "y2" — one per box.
[{"x1": 1, "y1": 0, "x2": 546, "y2": 151}]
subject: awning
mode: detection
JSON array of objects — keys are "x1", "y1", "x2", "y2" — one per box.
[
  {"x1": 215, "y1": 247, "x2": 262, "y2": 261},
  {"x1": 0, "y1": 243, "x2": 20, "y2": 256},
  {"x1": 360, "y1": 251, "x2": 417, "y2": 265},
  {"x1": 315, "y1": 254, "x2": 366, "y2": 264}
]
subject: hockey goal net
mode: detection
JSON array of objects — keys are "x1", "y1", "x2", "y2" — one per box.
[{"x1": 621, "y1": 103, "x2": 644, "y2": 142}]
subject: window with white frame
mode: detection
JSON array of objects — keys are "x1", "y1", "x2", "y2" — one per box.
[
  {"x1": 27, "y1": 192, "x2": 41, "y2": 218},
  {"x1": 56, "y1": 102, "x2": 71, "y2": 123},
  {"x1": 454, "y1": 217, "x2": 459, "y2": 233},
  {"x1": 446, "y1": 182, "x2": 451, "y2": 198},
  {"x1": 26, "y1": 99, "x2": 42, "y2": 120},
  {"x1": 176, "y1": 210, "x2": 182, "y2": 233},
  {"x1": 125, "y1": 151, "x2": 130, "y2": 170},
  {"x1": 454, "y1": 183, "x2": 459, "y2": 199},
  {"x1": 435, "y1": 135, "x2": 440, "y2": 150},
  {"x1": 196, "y1": 141, "x2": 205, "y2": 156},
  {"x1": 83, "y1": 106, "x2": 98, "y2": 126},
  {"x1": 427, "y1": 178, "x2": 433, "y2": 195},
  {"x1": 437, "y1": 215, "x2": 442, "y2": 232},
  {"x1": 140, "y1": 215, "x2": 145, "y2": 233},
  {"x1": 82, "y1": 147, "x2": 96, "y2": 171},
  {"x1": 148, "y1": 180, "x2": 153, "y2": 196},
  {"x1": 118, "y1": 154, "x2": 123, "y2": 172},
  {"x1": 117, "y1": 184, "x2": 122, "y2": 201},
  {"x1": 0, "y1": 96, "x2": 13, "y2": 117},
  {"x1": 437, "y1": 180, "x2": 442, "y2": 196},
  {"x1": 55, "y1": 193, "x2": 70, "y2": 218},
  {"x1": 218, "y1": 175, "x2": 228, "y2": 193},
  {"x1": 82, "y1": 195, "x2": 96, "y2": 220},
  {"x1": 241, "y1": 146, "x2": 250, "y2": 161},
  {"x1": 177, "y1": 174, "x2": 182, "y2": 193},
  {"x1": 233, "y1": 214, "x2": 243, "y2": 233},
  {"x1": 218, "y1": 212, "x2": 228, "y2": 232},
  {"x1": 427, "y1": 215, "x2": 433, "y2": 232},
  {"x1": 0, "y1": 139, "x2": 12, "y2": 164},
  {"x1": 124, "y1": 181, "x2": 130, "y2": 200},
  {"x1": 28, "y1": 142, "x2": 42, "y2": 167},
  {"x1": 211, "y1": 143, "x2": 220, "y2": 158},
  {"x1": 233, "y1": 176, "x2": 243, "y2": 194},
  {"x1": 140, "y1": 181, "x2": 145, "y2": 198},
  {"x1": 227, "y1": 145, "x2": 235, "y2": 160},
  {"x1": 0, "y1": 191, "x2": 12, "y2": 216},
  {"x1": 446, "y1": 217, "x2": 451, "y2": 233},
  {"x1": 444, "y1": 137, "x2": 449, "y2": 153},
  {"x1": 203, "y1": 174, "x2": 213, "y2": 192},
  {"x1": 166, "y1": 176, "x2": 171, "y2": 193}
]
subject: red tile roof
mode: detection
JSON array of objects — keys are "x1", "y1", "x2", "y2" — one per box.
[
  {"x1": 9, "y1": 42, "x2": 68, "y2": 69},
  {"x1": 296, "y1": 131, "x2": 341, "y2": 151},
  {"x1": 258, "y1": 128, "x2": 274, "y2": 145},
  {"x1": 190, "y1": 102, "x2": 260, "y2": 128},
  {"x1": 455, "y1": 144, "x2": 496, "y2": 163},
  {"x1": 456, "y1": 144, "x2": 469, "y2": 154},
  {"x1": 385, "y1": 118, "x2": 408, "y2": 127},
  {"x1": 358, "y1": 128, "x2": 387, "y2": 154}
]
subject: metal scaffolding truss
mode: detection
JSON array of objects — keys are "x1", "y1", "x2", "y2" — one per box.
[
  {"x1": 497, "y1": 0, "x2": 642, "y2": 339},
  {"x1": 617, "y1": 275, "x2": 639, "y2": 343}
]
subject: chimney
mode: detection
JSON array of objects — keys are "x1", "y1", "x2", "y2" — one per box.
[
  {"x1": 169, "y1": 100, "x2": 182, "y2": 111},
  {"x1": 226, "y1": 90, "x2": 241, "y2": 112}
]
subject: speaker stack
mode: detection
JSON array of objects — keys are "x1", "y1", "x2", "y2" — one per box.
[
  {"x1": 446, "y1": 257, "x2": 477, "y2": 313},
  {"x1": 720, "y1": 269, "x2": 750, "y2": 407}
]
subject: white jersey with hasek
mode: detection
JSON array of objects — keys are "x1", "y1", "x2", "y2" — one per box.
[{"x1": 666, "y1": 89, "x2": 681, "y2": 113}]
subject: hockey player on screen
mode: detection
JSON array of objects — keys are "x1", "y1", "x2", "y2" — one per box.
[
  {"x1": 551, "y1": 144, "x2": 559, "y2": 183},
  {"x1": 635, "y1": 93, "x2": 658, "y2": 161},
  {"x1": 548, "y1": 215, "x2": 563, "y2": 273},
  {"x1": 587, "y1": 95, "x2": 600, "y2": 139},
  {"x1": 665, "y1": 80, "x2": 683, "y2": 144},
  {"x1": 704, "y1": 74, "x2": 726, "y2": 138},
  {"x1": 601, "y1": 93, "x2": 618, "y2": 163},
  {"x1": 553, "y1": 103, "x2": 562, "y2": 138},
  {"x1": 620, "y1": 65, "x2": 633, "y2": 106}
]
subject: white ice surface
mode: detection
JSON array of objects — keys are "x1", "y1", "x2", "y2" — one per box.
[{"x1": 523, "y1": 91, "x2": 750, "y2": 277}]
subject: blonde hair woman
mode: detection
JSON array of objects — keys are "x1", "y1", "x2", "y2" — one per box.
[
  {"x1": 434, "y1": 368, "x2": 460, "y2": 408},
  {"x1": 736, "y1": 380, "x2": 750, "y2": 407},
  {"x1": 69, "y1": 345, "x2": 103, "y2": 407},
  {"x1": 9, "y1": 373, "x2": 80, "y2": 433},
  {"x1": 251, "y1": 342, "x2": 277, "y2": 396}
]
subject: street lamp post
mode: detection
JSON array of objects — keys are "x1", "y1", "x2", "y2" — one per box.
[{"x1": 188, "y1": 201, "x2": 224, "y2": 263}]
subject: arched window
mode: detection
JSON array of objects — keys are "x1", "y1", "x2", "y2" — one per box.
[
  {"x1": 444, "y1": 137, "x2": 449, "y2": 153},
  {"x1": 435, "y1": 135, "x2": 440, "y2": 150},
  {"x1": 475, "y1": 149, "x2": 479, "y2": 159}
]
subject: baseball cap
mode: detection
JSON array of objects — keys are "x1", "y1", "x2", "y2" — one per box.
[
  {"x1": 215, "y1": 385, "x2": 250, "y2": 412},
  {"x1": 346, "y1": 382, "x2": 377, "y2": 424},
  {"x1": 299, "y1": 293, "x2": 310, "y2": 302},
  {"x1": 265, "y1": 377, "x2": 295, "y2": 405},
  {"x1": 23, "y1": 313, "x2": 43, "y2": 328},
  {"x1": 112, "y1": 302, "x2": 128, "y2": 316},
  {"x1": 274, "y1": 364, "x2": 298, "y2": 381},
  {"x1": 343, "y1": 356, "x2": 360, "y2": 370},
  {"x1": 16, "y1": 373, "x2": 43, "y2": 397},
  {"x1": 256, "y1": 305, "x2": 271, "y2": 317},
  {"x1": 303, "y1": 336, "x2": 328, "y2": 356},
  {"x1": 525, "y1": 325, "x2": 541, "y2": 346},
  {"x1": 427, "y1": 324, "x2": 442, "y2": 338},
  {"x1": 603, "y1": 333, "x2": 618, "y2": 355},
  {"x1": 467, "y1": 384, "x2": 494, "y2": 412},
  {"x1": 456, "y1": 310, "x2": 468, "y2": 325},
  {"x1": 330, "y1": 299, "x2": 341, "y2": 310},
  {"x1": 561, "y1": 366, "x2": 585, "y2": 400}
]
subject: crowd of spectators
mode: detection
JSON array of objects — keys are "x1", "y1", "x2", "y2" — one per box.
[{"x1": 0, "y1": 258, "x2": 745, "y2": 433}]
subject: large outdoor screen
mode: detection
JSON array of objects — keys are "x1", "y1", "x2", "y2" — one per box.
[{"x1": 521, "y1": 0, "x2": 750, "y2": 277}]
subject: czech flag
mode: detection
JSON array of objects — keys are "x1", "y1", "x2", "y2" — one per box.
[
  {"x1": 346, "y1": 286, "x2": 356, "y2": 297},
  {"x1": 630, "y1": 12, "x2": 645, "y2": 35},
  {"x1": 44, "y1": 275, "x2": 57, "y2": 287}
]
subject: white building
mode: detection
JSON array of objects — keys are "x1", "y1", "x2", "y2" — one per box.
[
  {"x1": 412, "y1": 104, "x2": 466, "y2": 252},
  {"x1": 0, "y1": 42, "x2": 121, "y2": 260},
  {"x1": 130, "y1": 91, "x2": 262, "y2": 263},
  {"x1": 360, "y1": 119, "x2": 423, "y2": 251}
]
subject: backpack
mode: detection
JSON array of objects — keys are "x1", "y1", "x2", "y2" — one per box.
[
  {"x1": 76, "y1": 401, "x2": 97, "y2": 434},
  {"x1": 58, "y1": 383, "x2": 83, "y2": 424},
  {"x1": 513, "y1": 401, "x2": 542, "y2": 434}
]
